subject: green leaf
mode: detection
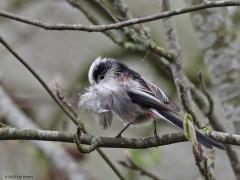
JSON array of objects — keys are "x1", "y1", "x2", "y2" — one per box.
[
  {"x1": 129, "y1": 149, "x2": 146, "y2": 167},
  {"x1": 149, "y1": 148, "x2": 160, "y2": 165},
  {"x1": 183, "y1": 113, "x2": 198, "y2": 146},
  {"x1": 128, "y1": 148, "x2": 160, "y2": 167},
  {"x1": 183, "y1": 113, "x2": 191, "y2": 139}
]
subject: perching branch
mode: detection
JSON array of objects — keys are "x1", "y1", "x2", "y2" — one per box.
[
  {"x1": 0, "y1": 128, "x2": 240, "y2": 148},
  {"x1": 0, "y1": 1, "x2": 239, "y2": 31}
]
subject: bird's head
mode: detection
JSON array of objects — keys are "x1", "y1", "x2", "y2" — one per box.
[{"x1": 88, "y1": 57, "x2": 129, "y2": 85}]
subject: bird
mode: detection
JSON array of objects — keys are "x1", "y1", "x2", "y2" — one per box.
[{"x1": 78, "y1": 57, "x2": 224, "y2": 150}]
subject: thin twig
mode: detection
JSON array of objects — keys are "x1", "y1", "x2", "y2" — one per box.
[
  {"x1": 66, "y1": 0, "x2": 123, "y2": 45},
  {"x1": 0, "y1": 35, "x2": 78, "y2": 126},
  {"x1": 94, "y1": 0, "x2": 119, "y2": 23},
  {"x1": 192, "y1": 144, "x2": 216, "y2": 180},
  {"x1": 197, "y1": 72, "x2": 213, "y2": 116},
  {"x1": 81, "y1": 0, "x2": 153, "y2": 52},
  {"x1": 95, "y1": 148, "x2": 124, "y2": 180},
  {"x1": 197, "y1": 72, "x2": 225, "y2": 131},
  {"x1": 67, "y1": 0, "x2": 175, "y2": 61},
  {"x1": 0, "y1": 1, "x2": 239, "y2": 31},
  {"x1": 55, "y1": 82, "x2": 78, "y2": 117},
  {"x1": 177, "y1": 80, "x2": 204, "y2": 129}
]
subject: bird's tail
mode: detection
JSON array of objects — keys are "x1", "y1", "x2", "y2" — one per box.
[{"x1": 157, "y1": 110, "x2": 224, "y2": 150}]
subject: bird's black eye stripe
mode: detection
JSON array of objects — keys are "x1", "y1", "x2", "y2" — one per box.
[{"x1": 93, "y1": 61, "x2": 113, "y2": 81}]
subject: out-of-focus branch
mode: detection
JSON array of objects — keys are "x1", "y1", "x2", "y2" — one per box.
[
  {"x1": 197, "y1": 72, "x2": 240, "y2": 180},
  {"x1": 0, "y1": 35, "x2": 78, "y2": 126},
  {"x1": 0, "y1": 1, "x2": 239, "y2": 31},
  {"x1": 66, "y1": 0, "x2": 155, "y2": 56},
  {"x1": 197, "y1": 72, "x2": 224, "y2": 130},
  {"x1": 119, "y1": 155, "x2": 161, "y2": 180},
  {"x1": 66, "y1": 0, "x2": 124, "y2": 45},
  {"x1": 0, "y1": 86, "x2": 88, "y2": 180},
  {"x1": 161, "y1": 1, "x2": 215, "y2": 179}
]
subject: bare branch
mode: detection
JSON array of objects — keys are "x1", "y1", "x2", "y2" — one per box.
[
  {"x1": 55, "y1": 82, "x2": 78, "y2": 118},
  {"x1": 0, "y1": 1, "x2": 239, "y2": 31},
  {"x1": 177, "y1": 80, "x2": 204, "y2": 129},
  {"x1": 0, "y1": 128, "x2": 240, "y2": 147},
  {"x1": 66, "y1": 0, "x2": 124, "y2": 45}
]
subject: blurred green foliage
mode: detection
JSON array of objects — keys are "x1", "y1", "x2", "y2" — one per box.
[{"x1": 124, "y1": 149, "x2": 161, "y2": 179}]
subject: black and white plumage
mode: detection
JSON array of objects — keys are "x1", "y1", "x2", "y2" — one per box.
[{"x1": 79, "y1": 57, "x2": 224, "y2": 149}]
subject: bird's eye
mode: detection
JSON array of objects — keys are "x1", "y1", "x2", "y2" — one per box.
[{"x1": 97, "y1": 74, "x2": 105, "y2": 81}]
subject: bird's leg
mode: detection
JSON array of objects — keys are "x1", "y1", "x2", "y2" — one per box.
[
  {"x1": 115, "y1": 122, "x2": 133, "y2": 138},
  {"x1": 153, "y1": 120, "x2": 159, "y2": 138}
]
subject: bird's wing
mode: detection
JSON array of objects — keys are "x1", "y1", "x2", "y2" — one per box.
[
  {"x1": 126, "y1": 88, "x2": 177, "y2": 113},
  {"x1": 131, "y1": 76, "x2": 180, "y2": 113},
  {"x1": 145, "y1": 79, "x2": 180, "y2": 112}
]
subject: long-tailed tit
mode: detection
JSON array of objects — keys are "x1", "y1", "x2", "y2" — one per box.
[{"x1": 79, "y1": 57, "x2": 224, "y2": 149}]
